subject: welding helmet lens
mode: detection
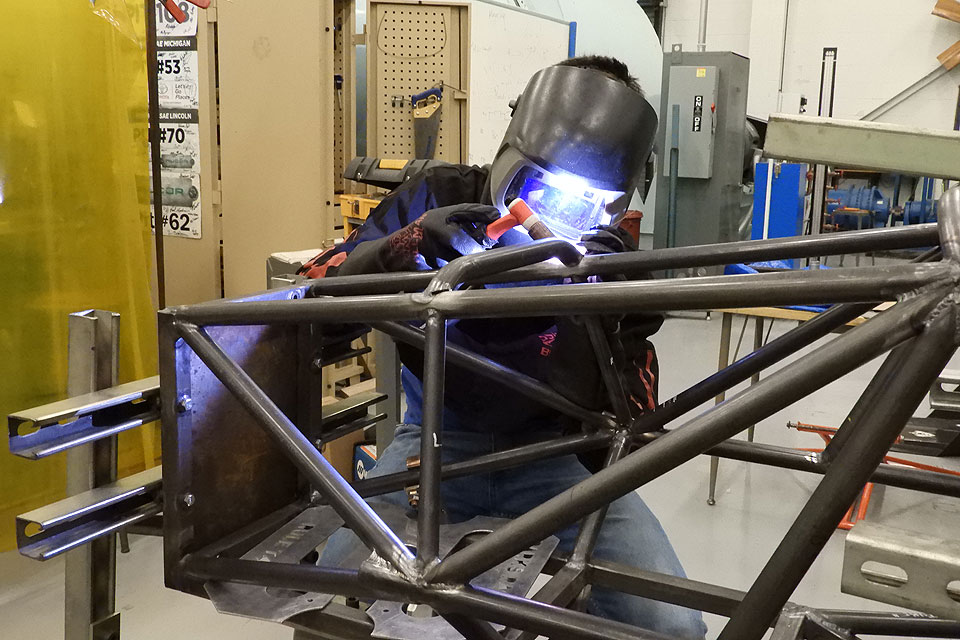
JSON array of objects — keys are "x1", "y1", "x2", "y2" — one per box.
[{"x1": 504, "y1": 164, "x2": 623, "y2": 241}]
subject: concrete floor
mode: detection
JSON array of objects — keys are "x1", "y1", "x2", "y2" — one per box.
[{"x1": 2, "y1": 313, "x2": 959, "y2": 639}]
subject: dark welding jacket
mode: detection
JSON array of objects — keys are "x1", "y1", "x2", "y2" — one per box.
[{"x1": 299, "y1": 164, "x2": 662, "y2": 437}]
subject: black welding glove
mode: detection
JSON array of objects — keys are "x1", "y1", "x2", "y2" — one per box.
[
  {"x1": 550, "y1": 224, "x2": 662, "y2": 415},
  {"x1": 580, "y1": 225, "x2": 638, "y2": 256},
  {"x1": 337, "y1": 204, "x2": 500, "y2": 275}
]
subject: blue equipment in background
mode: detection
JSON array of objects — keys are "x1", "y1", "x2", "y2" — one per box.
[
  {"x1": 903, "y1": 199, "x2": 938, "y2": 224},
  {"x1": 752, "y1": 162, "x2": 806, "y2": 267},
  {"x1": 825, "y1": 185, "x2": 890, "y2": 230},
  {"x1": 901, "y1": 177, "x2": 939, "y2": 225},
  {"x1": 825, "y1": 178, "x2": 939, "y2": 230}
]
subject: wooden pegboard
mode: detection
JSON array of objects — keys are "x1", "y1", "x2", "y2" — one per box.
[{"x1": 368, "y1": 2, "x2": 464, "y2": 163}]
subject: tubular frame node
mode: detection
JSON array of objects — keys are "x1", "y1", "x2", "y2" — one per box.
[{"x1": 158, "y1": 188, "x2": 960, "y2": 640}]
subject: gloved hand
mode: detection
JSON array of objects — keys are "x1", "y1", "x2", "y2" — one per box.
[
  {"x1": 337, "y1": 203, "x2": 500, "y2": 275},
  {"x1": 580, "y1": 225, "x2": 638, "y2": 256},
  {"x1": 550, "y1": 222, "x2": 662, "y2": 426}
]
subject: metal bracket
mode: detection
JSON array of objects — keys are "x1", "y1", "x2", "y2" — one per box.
[
  {"x1": 8, "y1": 376, "x2": 160, "y2": 459},
  {"x1": 930, "y1": 369, "x2": 960, "y2": 413},
  {"x1": 16, "y1": 466, "x2": 162, "y2": 560},
  {"x1": 842, "y1": 521, "x2": 960, "y2": 619}
]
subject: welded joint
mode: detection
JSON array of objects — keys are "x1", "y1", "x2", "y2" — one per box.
[
  {"x1": 361, "y1": 546, "x2": 463, "y2": 599},
  {"x1": 922, "y1": 290, "x2": 960, "y2": 345},
  {"x1": 937, "y1": 186, "x2": 960, "y2": 263}
]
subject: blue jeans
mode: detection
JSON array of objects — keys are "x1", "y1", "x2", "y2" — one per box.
[{"x1": 323, "y1": 424, "x2": 706, "y2": 639}]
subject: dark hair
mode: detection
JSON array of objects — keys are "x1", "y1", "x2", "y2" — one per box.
[{"x1": 555, "y1": 55, "x2": 643, "y2": 95}]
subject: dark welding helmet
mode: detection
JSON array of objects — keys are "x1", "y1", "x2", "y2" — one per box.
[{"x1": 488, "y1": 64, "x2": 658, "y2": 242}]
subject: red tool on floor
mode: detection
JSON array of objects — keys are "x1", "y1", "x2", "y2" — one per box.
[{"x1": 789, "y1": 420, "x2": 960, "y2": 530}]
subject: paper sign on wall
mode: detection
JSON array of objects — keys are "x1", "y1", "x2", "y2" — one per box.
[{"x1": 150, "y1": 2, "x2": 203, "y2": 239}]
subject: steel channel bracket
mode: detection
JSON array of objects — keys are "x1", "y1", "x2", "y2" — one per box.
[
  {"x1": 17, "y1": 466, "x2": 162, "y2": 560},
  {"x1": 8, "y1": 376, "x2": 160, "y2": 459},
  {"x1": 930, "y1": 370, "x2": 960, "y2": 413},
  {"x1": 842, "y1": 521, "x2": 960, "y2": 619}
]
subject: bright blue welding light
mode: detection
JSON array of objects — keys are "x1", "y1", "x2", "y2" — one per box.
[{"x1": 550, "y1": 172, "x2": 589, "y2": 195}]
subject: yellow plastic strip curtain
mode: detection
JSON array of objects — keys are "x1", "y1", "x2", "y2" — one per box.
[{"x1": 0, "y1": 0, "x2": 158, "y2": 551}]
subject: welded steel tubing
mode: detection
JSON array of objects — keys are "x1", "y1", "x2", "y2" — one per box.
[
  {"x1": 513, "y1": 433, "x2": 630, "y2": 637},
  {"x1": 176, "y1": 323, "x2": 417, "y2": 579},
  {"x1": 172, "y1": 263, "x2": 950, "y2": 328},
  {"x1": 570, "y1": 432, "x2": 631, "y2": 565},
  {"x1": 418, "y1": 311, "x2": 445, "y2": 566},
  {"x1": 583, "y1": 320, "x2": 634, "y2": 426},
  {"x1": 181, "y1": 556, "x2": 371, "y2": 599},
  {"x1": 505, "y1": 565, "x2": 589, "y2": 640},
  {"x1": 820, "y1": 611, "x2": 960, "y2": 637},
  {"x1": 635, "y1": 301, "x2": 875, "y2": 433},
  {"x1": 302, "y1": 223, "x2": 941, "y2": 297},
  {"x1": 581, "y1": 556, "x2": 960, "y2": 638},
  {"x1": 309, "y1": 271, "x2": 434, "y2": 296},
  {"x1": 820, "y1": 335, "x2": 909, "y2": 463},
  {"x1": 429, "y1": 264, "x2": 950, "y2": 319},
  {"x1": 938, "y1": 186, "x2": 960, "y2": 261},
  {"x1": 661, "y1": 435, "x2": 960, "y2": 499},
  {"x1": 443, "y1": 614, "x2": 503, "y2": 640},
  {"x1": 371, "y1": 321, "x2": 611, "y2": 429},
  {"x1": 492, "y1": 223, "x2": 941, "y2": 282},
  {"x1": 719, "y1": 308, "x2": 957, "y2": 640},
  {"x1": 352, "y1": 432, "x2": 612, "y2": 498},
  {"x1": 421, "y1": 238, "x2": 581, "y2": 297},
  {"x1": 427, "y1": 291, "x2": 943, "y2": 585},
  {"x1": 430, "y1": 585, "x2": 671, "y2": 640},
  {"x1": 586, "y1": 558, "x2": 743, "y2": 617}
]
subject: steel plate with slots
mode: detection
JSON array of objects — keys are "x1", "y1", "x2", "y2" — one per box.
[
  {"x1": 8, "y1": 375, "x2": 160, "y2": 459},
  {"x1": 368, "y1": 516, "x2": 558, "y2": 640},
  {"x1": 17, "y1": 466, "x2": 162, "y2": 560},
  {"x1": 205, "y1": 506, "x2": 345, "y2": 622},
  {"x1": 842, "y1": 521, "x2": 960, "y2": 619},
  {"x1": 321, "y1": 392, "x2": 386, "y2": 430}
]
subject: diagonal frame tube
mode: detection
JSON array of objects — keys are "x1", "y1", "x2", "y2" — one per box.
[
  {"x1": 175, "y1": 322, "x2": 418, "y2": 579},
  {"x1": 371, "y1": 321, "x2": 612, "y2": 429},
  {"x1": 719, "y1": 304, "x2": 960, "y2": 640},
  {"x1": 427, "y1": 288, "x2": 948, "y2": 585}
]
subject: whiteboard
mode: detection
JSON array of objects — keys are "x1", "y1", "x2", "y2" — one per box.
[{"x1": 467, "y1": 1, "x2": 571, "y2": 165}]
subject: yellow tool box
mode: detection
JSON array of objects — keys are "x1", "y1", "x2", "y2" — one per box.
[{"x1": 339, "y1": 193, "x2": 385, "y2": 237}]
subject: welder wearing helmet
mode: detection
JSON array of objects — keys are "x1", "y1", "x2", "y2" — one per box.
[{"x1": 302, "y1": 56, "x2": 706, "y2": 639}]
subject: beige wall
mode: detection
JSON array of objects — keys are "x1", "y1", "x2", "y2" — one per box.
[{"x1": 218, "y1": 0, "x2": 337, "y2": 298}]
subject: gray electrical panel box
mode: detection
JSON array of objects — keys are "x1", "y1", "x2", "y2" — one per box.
[
  {"x1": 664, "y1": 65, "x2": 720, "y2": 179},
  {"x1": 654, "y1": 48, "x2": 751, "y2": 259}
]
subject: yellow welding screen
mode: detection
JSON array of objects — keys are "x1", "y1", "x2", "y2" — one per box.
[{"x1": 0, "y1": 1, "x2": 159, "y2": 551}]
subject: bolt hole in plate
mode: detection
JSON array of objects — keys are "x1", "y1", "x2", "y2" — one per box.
[{"x1": 860, "y1": 561, "x2": 908, "y2": 588}]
